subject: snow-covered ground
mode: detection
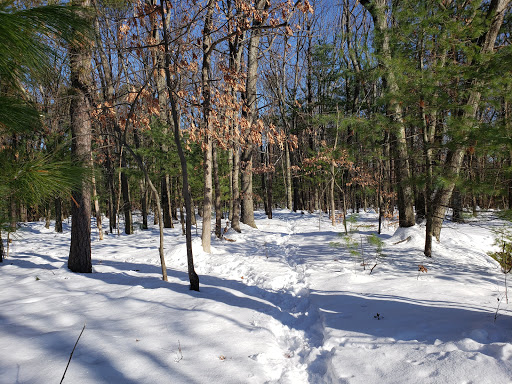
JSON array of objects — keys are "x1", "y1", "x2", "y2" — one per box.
[{"x1": 1, "y1": 210, "x2": 511, "y2": 383}]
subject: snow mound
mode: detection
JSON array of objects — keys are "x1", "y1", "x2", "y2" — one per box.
[{"x1": 388, "y1": 225, "x2": 425, "y2": 250}]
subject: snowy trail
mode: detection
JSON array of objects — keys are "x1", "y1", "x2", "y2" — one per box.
[
  {"x1": 249, "y1": 215, "x2": 326, "y2": 383},
  {"x1": 217, "y1": 212, "x2": 347, "y2": 383},
  {"x1": 193, "y1": 214, "x2": 320, "y2": 383}
]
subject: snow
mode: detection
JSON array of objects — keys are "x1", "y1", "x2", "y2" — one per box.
[{"x1": 1, "y1": 210, "x2": 511, "y2": 383}]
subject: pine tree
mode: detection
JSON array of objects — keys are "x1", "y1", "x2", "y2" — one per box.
[{"x1": 0, "y1": 0, "x2": 91, "y2": 263}]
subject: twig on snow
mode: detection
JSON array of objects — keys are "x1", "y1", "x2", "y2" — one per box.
[{"x1": 60, "y1": 322, "x2": 86, "y2": 384}]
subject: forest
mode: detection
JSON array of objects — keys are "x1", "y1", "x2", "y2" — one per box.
[
  {"x1": 1, "y1": 1, "x2": 512, "y2": 382},
  {"x1": 1, "y1": 0, "x2": 512, "y2": 283}
]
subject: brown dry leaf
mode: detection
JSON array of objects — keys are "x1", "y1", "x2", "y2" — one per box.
[{"x1": 418, "y1": 265, "x2": 428, "y2": 273}]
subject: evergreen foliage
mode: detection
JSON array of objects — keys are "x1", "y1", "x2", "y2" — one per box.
[
  {"x1": 0, "y1": 1, "x2": 92, "y2": 237},
  {"x1": 488, "y1": 226, "x2": 512, "y2": 273}
]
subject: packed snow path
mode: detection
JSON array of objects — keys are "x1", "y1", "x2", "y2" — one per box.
[{"x1": 1, "y1": 210, "x2": 511, "y2": 383}]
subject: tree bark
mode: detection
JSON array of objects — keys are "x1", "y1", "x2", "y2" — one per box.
[
  {"x1": 228, "y1": 145, "x2": 234, "y2": 221},
  {"x1": 105, "y1": 142, "x2": 117, "y2": 232},
  {"x1": 120, "y1": 154, "x2": 133, "y2": 235},
  {"x1": 261, "y1": 146, "x2": 268, "y2": 216},
  {"x1": 266, "y1": 143, "x2": 273, "y2": 219},
  {"x1": 285, "y1": 140, "x2": 293, "y2": 210},
  {"x1": 213, "y1": 142, "x2": 222, "y2": 238},
  {"x1": 161, "y1": 176, "x2": 173, "y2": 228},
  {"x1": 55, "y1": 197, "x2": 63, "y2": 233},
  {"x1": 232, "y1": 143, "x2": 241, "y2": 232},
  {"x1": 241, "y1": 146, "x2": 256, "y2": 227},
  {"x1": 45, "y1": 204, "x2": 51, "y2": 229},
  {"x1": 0, "y1": 229, "x2": 3, "y2": 263},
  {"x1": 452, "y1": 188, "x2": 464, "y2": 223},
  {"x1": 201, "y1": 0, "x2": 215, "y2": 252},
  {"x1": 171, "y1": 177, "x2": 178, "y2": 220},
  {"x1": 508, "y1": 152, "x2": 512, "y2": 210},
  {"x1": 140, "y1": 179, "x2": 148, "y2": 229},
  {"x1": 68, "y1": 0, "x2": 93, "y2": 273},
  {"x1": 91, "y1": 155, "x2": 104, "y2": 240}
]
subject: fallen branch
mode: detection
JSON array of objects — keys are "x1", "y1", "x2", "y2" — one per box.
[
  {"x1": 60, "y1": 322, "x2": 86, "y2": 384},
  {"x1": 393, "y1": 236, "x2": 411, "y2": 245}
]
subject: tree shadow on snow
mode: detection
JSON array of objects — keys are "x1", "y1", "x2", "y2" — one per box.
[
  {"x1": 87, "y1": 258, "x2": 306, "y2": 331},
  {"x1": 309, "y1": 289, "x2": 512, "y2": 349},
  {"x1": 0, "y1": 313, "x2": 149, "y2": 384}
]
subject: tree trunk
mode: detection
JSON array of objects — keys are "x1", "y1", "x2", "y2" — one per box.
[
  {"x1": 68, "y1": 0, "x2": 93, "y2": 273},
  {"x1": 261, "y1": 146, "x2": 268, "y2": 216},
  {"x1": 213, "y1": 142, "x2": 222, "y2": 238},
  {"x1": 171, "y1": 177, "x2": 178, "y2": 220},
  {"x1": 106, "y1": 145, "x2": 117, "y2": 232},
  {"x1": 200, "y1": 0, "x2": 215, "y2": 252},
  {"x1": 285, "y1": 141, "x2": 293, "y2": 210},
  {"x1": 55, "y1": 197, "x2": 63, "y2": 233},
  {"x1": 154, "y1": 198, "x2": 159, "y2": 225},
  {"x1": 0, "y1": 229, "x2": 3, "y2": 263},
  {"x1": 267, "y1": 143, "x2": 273, "y2": 219},
  {"x1": 241, "y1": 146, "x2": 256, "y2": 227},
  {"x1": 10, "y1": 200, "x2": 17, "y2": 232},
  {"x1": 415, "y1": 191, "x2": 426, "y2": 224},
  {"x1": 452, "y1": 188, "x2": 464, "y2": 223},
  {"x1": 19, "y1": 204, "x2": 27, "y2": 223},
  {"x1": 232, "y1": 143, "x2": 241, "y2": 232},
  {"x1": 240, "y1": 0, "x2": 268, "y2": 229},
  {"x1": 120, "y1": 154, "x2": 133, "y2": 235},
  {"x1": 504, "y1": 100, "x2": 512, "y2": 209},
  {"x1": 293, "y1": 176, "x2": 300, "y2": 212},
  {"x1": 180, "y1": 201, "x2": 186, "y2": 235},
  {"x1": 423, "y1": 104, "x2": 436, "y2": 257},
  {"x1": 330, "y1": 168, "x2": 336, "y2": 226},
  {"x1": 508, "y1": 151, "x2": 512, "y2": 210},
  {"x1": 91, "y1": 156, "x2": 104, "y2": 240},
  {"x1": 45, "y1": 205, "x2": 51, "y2": 229},
  {"x1": 140, "y1": 179, "x2": 148, "y2": 229},
  {"x1": 161, "y1": 176, "x2": 173, "y2": 228},
  {"x1": 226, "y1": 0, "x2": 242, "y2": 231},
  {"x1": 161, "y1": 0, "x2": 199, "y2": 291},
  {"x1": 228, "y1": 145, "x2": 234, "y2": 221}
]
